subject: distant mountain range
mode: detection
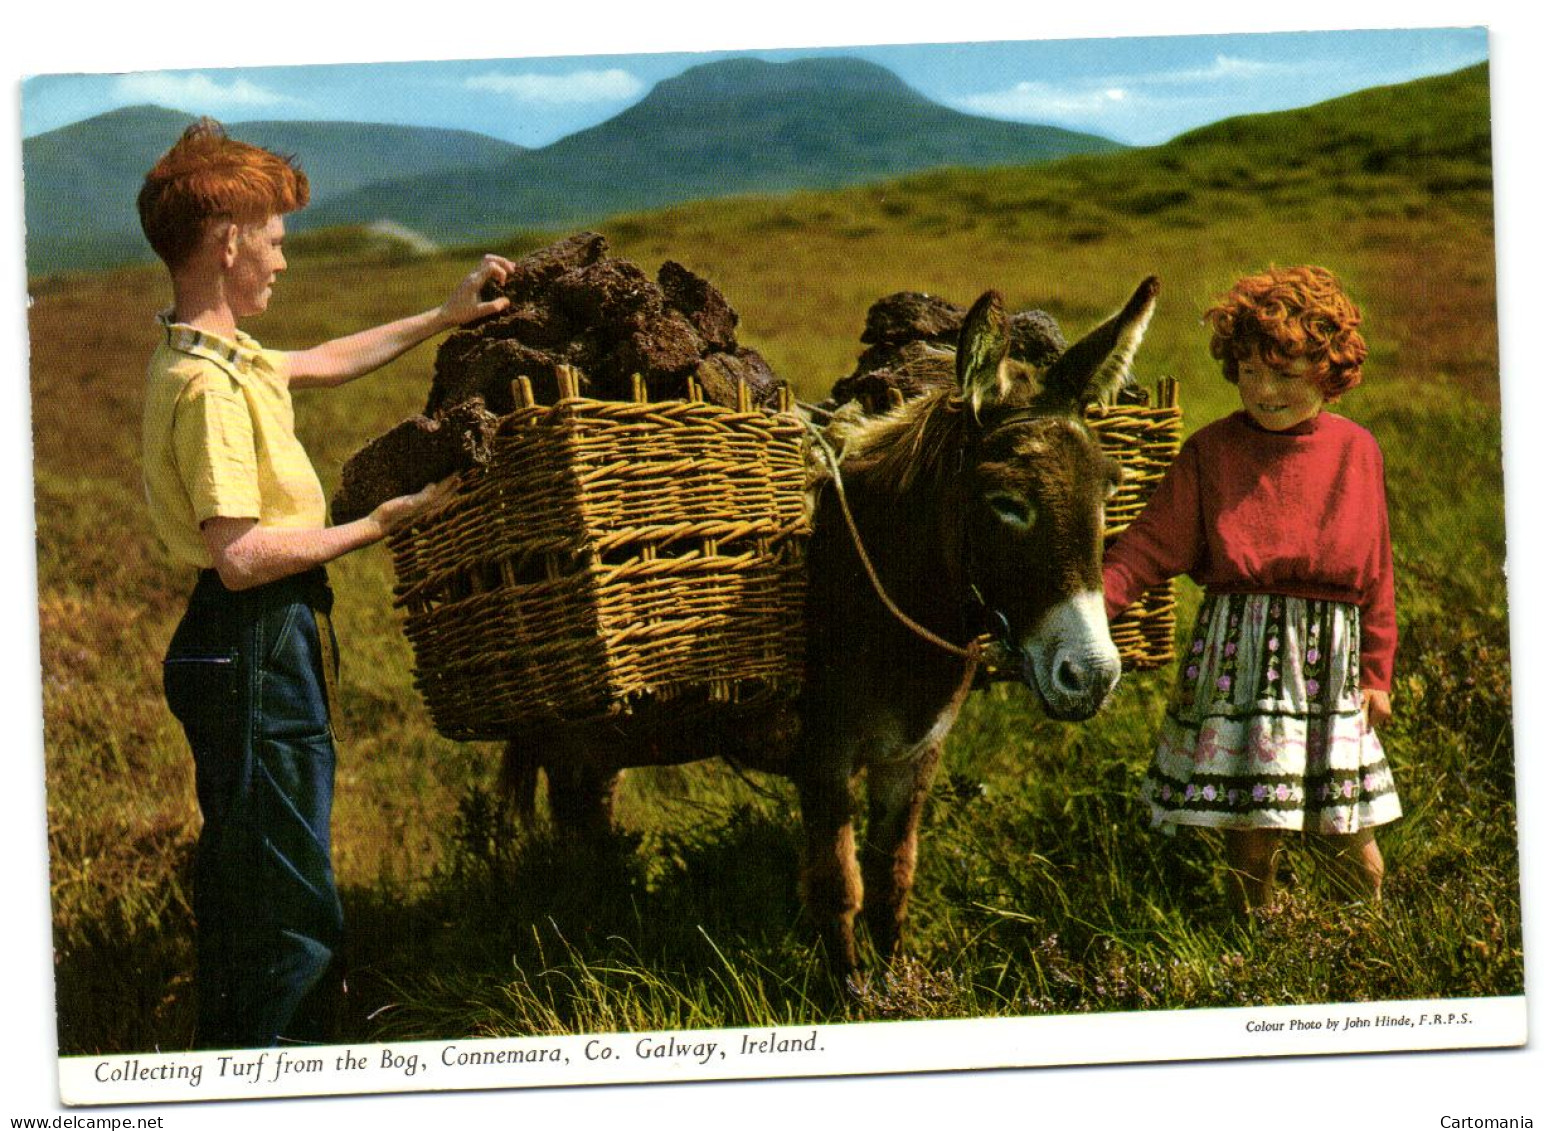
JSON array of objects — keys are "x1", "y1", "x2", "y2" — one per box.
[
  {"x1": 300, "y1": 57, "x2": 1121, "y2": 243},
  {"x1": 22, "y1": 106, "x2": 523, "y2": 274},
  {"x1": 21, "y1": 56, "x2": 1120, "y2": 275}
]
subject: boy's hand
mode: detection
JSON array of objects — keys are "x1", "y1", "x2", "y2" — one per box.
[
  {"x1": 437, "y1": 254, "x2": 518, "y2": 327},
  {"x1": 370, "y1": 474, "x2": 461, "y2": 536},
  {"x1": 1361, "y1": 688, "x2": 1392, "y2": 730}
]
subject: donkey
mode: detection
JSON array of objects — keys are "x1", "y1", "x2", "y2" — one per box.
[{"x1": 506, "y1": 277, "x2": 1160, "y2": 974}]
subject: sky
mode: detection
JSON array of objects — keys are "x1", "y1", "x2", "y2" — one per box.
[{"x1": 20, "y1": 26, "x2": 1488, "y2": 148}]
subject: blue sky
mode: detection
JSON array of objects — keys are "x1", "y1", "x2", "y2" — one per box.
[{"x1": 20, "y1": 26, "x2": 1487, "y2": 148}]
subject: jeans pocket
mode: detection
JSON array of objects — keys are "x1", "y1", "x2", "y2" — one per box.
[
  {"x1": 256, "y1": 603, "x2": 333, "y2": 741},
  {"x1": 164, "y1": 652, "x2": 243, "y2": 737}
]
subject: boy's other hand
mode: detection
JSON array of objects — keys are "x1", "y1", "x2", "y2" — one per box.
[{"x1": 371, "y1": 473, "x2": 461, "y2": 536}]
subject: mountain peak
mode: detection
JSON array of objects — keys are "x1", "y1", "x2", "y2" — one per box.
[{"x1": 649, "y1": 56, "x2": 922, "y2": 103}]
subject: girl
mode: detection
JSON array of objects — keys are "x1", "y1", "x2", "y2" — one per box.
[{"x1": 1103, "y1": 265, "x2": 1399, "y2": 916}]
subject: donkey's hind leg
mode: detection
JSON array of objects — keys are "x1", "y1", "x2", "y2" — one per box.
[
  {"x1": 547, "y1": 760, "x2": 624, "y2": 839},
  {"x1": 861, "y1": 742, "x2": 942, "y2": 961}
]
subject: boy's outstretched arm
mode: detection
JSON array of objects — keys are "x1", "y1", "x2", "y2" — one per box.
[
  {"x1": 200, "y1": 475, "x2": 460, "y2": 591},
  {"x1": 285, "y1": 254, "x2": 516, "y2": 388}
]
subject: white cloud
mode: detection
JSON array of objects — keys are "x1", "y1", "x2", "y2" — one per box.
[
  {"x1": 1140, "y1": 54, "x2": 1299, "y2": 86},
  {"x1": 960, "y1": 54, "x2": 1300, "y2": 121},
  {"x1": 953, "y1": 53, "x2": 1312, "y2": 135},
  {"x1": 111, "y1": 72, "x2": 297, "y2": 109},
  {"x1": 959, "y1": 81, "x2": 1140, "y2": 120},
  {"x1": 464, "y1": 68, "x2": 644, "y2": 105}
]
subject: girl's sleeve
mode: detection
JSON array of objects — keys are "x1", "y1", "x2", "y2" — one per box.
[
  {"x1": 1359, "y1": 442, "x2": 1398, "y2": 692},
  {"x1": 1103, "y1": 437, "x2": 1204, "y2": 621}
]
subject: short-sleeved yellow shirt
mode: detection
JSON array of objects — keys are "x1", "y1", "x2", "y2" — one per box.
[{"x1": 142, "y1": 316, "x2": 327, "y2": 570}]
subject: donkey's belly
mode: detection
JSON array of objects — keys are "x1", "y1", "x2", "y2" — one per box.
[
  {"x1": 536, "y1": 702, "x2": 802, "y2": 775},
  {"x1": 848, "y1": 699, "x2": 962, "y2": 769}
]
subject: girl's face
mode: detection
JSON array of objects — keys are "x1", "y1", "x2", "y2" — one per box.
[{"x1": 1235, "y1": 350, "x2": 1325, "y2": 432}]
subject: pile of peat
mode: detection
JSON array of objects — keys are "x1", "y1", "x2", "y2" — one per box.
[
  {"x1": 824, "y1": 290, "x2": 1070, "y2": 413},
  {"x1": 332, "y1": 232, "x2": 785, "y2": 523}
]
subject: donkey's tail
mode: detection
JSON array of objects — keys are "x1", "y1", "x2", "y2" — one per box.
[{"x1": 499, "y1": 739, "x2": 540, "y2": 824}]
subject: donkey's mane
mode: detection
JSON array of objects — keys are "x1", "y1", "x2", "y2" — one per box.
[{"x1": 833, "y1": 387, "x2": 970, "y2": 496}]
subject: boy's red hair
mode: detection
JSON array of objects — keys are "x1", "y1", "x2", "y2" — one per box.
[
  {"x1": 1204, "y1": 265, "x2": 1367, "y2": 399},
  {"x1": 138, "y1": 117, "x2": 309, "y2": 271}
]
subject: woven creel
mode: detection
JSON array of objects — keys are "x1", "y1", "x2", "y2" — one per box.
[
  {"x1": 1088, "y1": 375, "x2": 1183, "y2": 670},
  {"x1": 389, "y1": 369, "x2": 810, "y2": 742}
]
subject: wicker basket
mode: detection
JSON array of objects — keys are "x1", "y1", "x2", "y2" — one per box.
[
  {"x1": 390, "y1": 368, "x2": 810, "y2": 741},
  {"x1": 1088, "y1": 375, "x2": 1183, "y2": 670}
]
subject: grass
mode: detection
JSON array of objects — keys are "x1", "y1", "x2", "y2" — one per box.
[{"x1": 27, "y1": 75, "x2": 1519, "y2": 1055}]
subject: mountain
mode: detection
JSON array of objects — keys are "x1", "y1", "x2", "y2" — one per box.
[
  {"x1": 21, "y1": 106, "x2": 525, "y2": 274},
  {"x1": 298, "y1": 56, "x2": 1123, "y2": 242}
]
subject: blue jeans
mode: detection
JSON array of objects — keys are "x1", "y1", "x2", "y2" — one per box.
[{"x1": 163, "y1": 568, "x2": 343, "y2": 1049}]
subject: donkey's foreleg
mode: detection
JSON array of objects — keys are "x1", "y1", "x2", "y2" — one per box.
[
  {"x1": 796, "y1": 769, "x2": 863, "y2": 974},
  {"x1": 861, "y1": 742, "x2": 942, "y2": 961}
]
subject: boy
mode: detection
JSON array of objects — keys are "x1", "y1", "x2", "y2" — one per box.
[{"x1": 140, "y1": 118, "x2": 512, "y2": 1047}]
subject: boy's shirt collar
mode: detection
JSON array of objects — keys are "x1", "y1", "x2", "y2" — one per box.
[{"x1": 156, "y1": 310, "x2": 270, "y2": 376}]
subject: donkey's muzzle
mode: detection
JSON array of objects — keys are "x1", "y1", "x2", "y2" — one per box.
[{"x1": 1022, "y1": 592, "x2": 1122, "y2": 721}]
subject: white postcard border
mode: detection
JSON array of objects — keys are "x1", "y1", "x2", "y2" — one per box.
[{"x1": 60, "y1": 994, "x2": 1526, "y2": 1106}]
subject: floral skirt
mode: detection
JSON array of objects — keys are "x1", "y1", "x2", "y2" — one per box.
[{"x1": 1142, "y1": 593, "x2": 1401, "y2": 834}]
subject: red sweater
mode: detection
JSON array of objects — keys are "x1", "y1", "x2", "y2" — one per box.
[{"x1": 1103, "y1": 410, "x2": 1397, "y2": 691}]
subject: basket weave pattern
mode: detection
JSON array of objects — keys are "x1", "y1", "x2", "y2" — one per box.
[
  {"x1": 1088, "y1": 376, "x2": 1183, "y2": 670},
  {"x1": 390, "y1": 383, "x2": 810, "y2": 741}
]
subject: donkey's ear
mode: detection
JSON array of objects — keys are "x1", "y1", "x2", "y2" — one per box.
[
  {"x1": 957, "y1": 290, "x2": 1013, "y2": 420},
  {"x1": 1039, "y1": 276, "x2": 1159, "y2": 409}
]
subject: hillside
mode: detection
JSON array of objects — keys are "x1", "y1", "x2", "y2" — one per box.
[
  {"x1": 21, "y1": 106, "x2": 524, "y2": 274},
  {"x1": 301, "y1": 56, "x2": 1121, "y2": 242}
]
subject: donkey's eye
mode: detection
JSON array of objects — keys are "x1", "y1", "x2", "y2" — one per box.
[{"x1": 987, "y1": 493, "x2": 1037, "y2": 530}]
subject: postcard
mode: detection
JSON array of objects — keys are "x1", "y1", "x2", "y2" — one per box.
[{"x1": 5, "y1": 6, "x2": 1538, "y2": 1125}]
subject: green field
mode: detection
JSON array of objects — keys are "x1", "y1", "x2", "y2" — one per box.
[{"x1": 28, "y1": 63, "x2": 1518, "y2": 1054}]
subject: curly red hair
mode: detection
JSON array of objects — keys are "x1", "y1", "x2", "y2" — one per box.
[
  {"x1": 1204, "y1": 265, "x2": 1367, "y2": 399},
  {"x1": 138, "y1": 117, "x2": 309, "y2": 272}
]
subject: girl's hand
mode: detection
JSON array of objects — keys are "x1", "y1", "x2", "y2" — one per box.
[
  {"x1": 437, "y1": 254, "x2": 518, "y2": 327},
  {"x1": 1361, "y1": 688, "x2": 1392, "y2": 730},
  {"x1": 370, "y1": 474, "x2": 461, "y2": 536}
]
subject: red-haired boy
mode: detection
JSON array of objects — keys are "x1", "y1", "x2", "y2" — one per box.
[{"x1": 139, "y1": 118, "x2": 513, "y2": 1048}]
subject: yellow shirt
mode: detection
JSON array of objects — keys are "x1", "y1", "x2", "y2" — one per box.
[{"x1": 142, "y1": 316, "x2": 327, "y2": 570}]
